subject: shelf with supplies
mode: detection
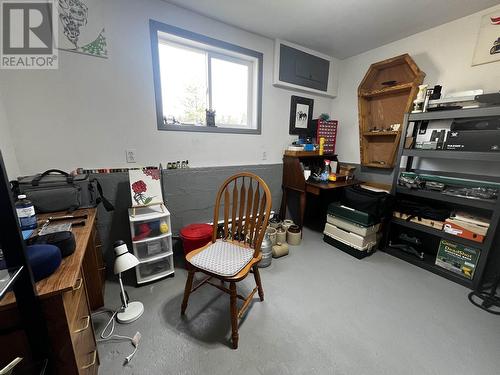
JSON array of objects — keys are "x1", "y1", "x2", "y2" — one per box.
[
  {"x1": 384, "y1": 107, "x2": 500, "y2": 289},
  {"x1": 128, "y1": 203, "x2": 174, "y2": 284},
  {"x1": 402, "y1": 149, "x2": 500, "y2": 162},
  {"x1": 408, "y1": 106, "x2": 500, "y2": 121},
  {"x1": 382, "y1": 245, "x2": 473, "y2": 288},
  {"x1": 391, "y1": 217, "x2": 487, "y2": 250},
  {"x1": 395, "y1": 186, "x2": 496, "y2": 211}
]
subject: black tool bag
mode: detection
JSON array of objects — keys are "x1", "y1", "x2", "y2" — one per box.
[
  {"x1": 12, "y1": 169, "x2": 114, "y2": 213},
  {"x1": 342, "y1": 185, "x2": 395, "y2": 220},
  {"x1": 396, "y1": 199, "x2": 450, "y2": 221},
  {"x1": 27, "y1": 231, "x2": 76, "y2": 257}
]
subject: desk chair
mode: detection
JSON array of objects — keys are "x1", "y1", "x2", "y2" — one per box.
[{"x1": 181, "y1": 172, "x2": 272, "y2": 349}]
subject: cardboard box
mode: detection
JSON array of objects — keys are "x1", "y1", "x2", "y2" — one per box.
[{"x1": 435, "y1": 239, "x2": 480, "y2": 280}]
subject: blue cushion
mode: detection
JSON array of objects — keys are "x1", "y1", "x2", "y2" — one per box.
[{"x1": 26, "y1": 245, "x2": 62, "y2": 282}]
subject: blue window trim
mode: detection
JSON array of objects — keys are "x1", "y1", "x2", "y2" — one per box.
[{"x1": 149, "y1": 20, "x2": 263, "y2": 135}]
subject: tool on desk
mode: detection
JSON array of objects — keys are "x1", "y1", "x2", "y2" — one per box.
[{"x1": 48, "y1": 213, "x2": 88, "y2": 222}]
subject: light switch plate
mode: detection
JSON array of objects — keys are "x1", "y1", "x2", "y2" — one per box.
[{"x1": 126, "y1": 149, "x2": 137, "y2": 163}]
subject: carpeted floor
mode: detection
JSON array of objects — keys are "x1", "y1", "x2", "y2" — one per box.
[{"x1": 94, "y1": 228, "x2": 500, "y2": 375}]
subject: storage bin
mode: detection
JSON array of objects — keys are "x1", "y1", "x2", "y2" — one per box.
[
  {"x1": 327, "y1": 202, "x2": 378, "y2": 227},
  {"x1": 135, "y1": 236, "x2": 172, "y2": 261},
  {"x1": 327, "y1": 215, "x2": 380, "y2": 237},
  {"x1": 324, "y1": 223, "x2": 377, "y2": 249},
  {"x1": 138, "y1": 257, "x2": 171, "y2": 279},
  {"x1": 180, "y1": 223, "x2": 213, "y2": 256}
]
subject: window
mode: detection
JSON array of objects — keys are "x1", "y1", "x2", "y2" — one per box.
[{"x1": 150, "y1": 21, "x2": 263, "y2": 134}]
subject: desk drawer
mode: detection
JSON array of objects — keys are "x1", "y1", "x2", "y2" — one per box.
[{"x1": 63, "y1": 270, "x2": 86, "y2": 325}]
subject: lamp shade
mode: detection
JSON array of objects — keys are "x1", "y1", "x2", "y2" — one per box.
[{"x1": 113, "y1": 240, "x2": 140, "y2": 274}]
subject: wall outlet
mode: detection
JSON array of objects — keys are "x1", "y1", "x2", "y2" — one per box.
[
  {"x1": 262, "y1": 151, "x2": 267, "y2": 160},
  {"x1": 126, "y1": 149, "x2": 137, "y2": 163}
]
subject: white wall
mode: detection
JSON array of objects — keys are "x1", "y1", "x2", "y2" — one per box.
[
  {"x1": 0, "y1": 0, "x2": 336, "y2": 176},
  {"x1": 0, "y1": 89, "x2": 20, "y2": 179},
  {"x1": 332, "y1": 4, "x2": 500, "y2": 175}
]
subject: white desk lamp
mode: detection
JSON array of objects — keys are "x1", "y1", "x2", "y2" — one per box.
[{"x1": 113, "y1": 240, "x2": 144, "y2": 324}]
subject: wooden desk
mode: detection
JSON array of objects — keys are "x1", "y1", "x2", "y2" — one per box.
[
  {"x1": 280, "y1": 152, "x2": 362, "y2": 226},
  {"x1": 0, "y1": 208, "x2": 105, "y2": 375}
]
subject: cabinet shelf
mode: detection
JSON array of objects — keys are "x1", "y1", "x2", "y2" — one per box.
[
  {"x1": 381, "y1": 246, "x2": 473, "y2": 288},
  {"x1": 359, "y1": 83, "x2": 413, "y2": 98},
  {"x1": 358, "y1": 54, "x2": 425, "y2": 169},
  {"x1": 402, "y1": 149, "x2": 500, "y2": 162},
  {"x1": 395, "y1": 187, "x2": 496, "y2": 211},
  {"x1": 362, "y1": 131, "x2": 399, "y2": 137},
  {"x1": 391, "y1": 217, "x2": 486, "y2": 250}
]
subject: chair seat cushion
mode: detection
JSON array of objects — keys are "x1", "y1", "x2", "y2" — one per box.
[{"x1": 189, "y1": 240, "x2": 254, "y2": 277}]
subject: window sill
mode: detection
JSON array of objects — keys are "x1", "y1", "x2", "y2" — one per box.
[{"x1": 158, "y1": 124, "x2": 261, "y2": 135}]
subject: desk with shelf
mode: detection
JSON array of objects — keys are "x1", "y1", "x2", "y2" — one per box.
[{"x1": 280, "y1": 151, "x2": 361, "y2": 227}]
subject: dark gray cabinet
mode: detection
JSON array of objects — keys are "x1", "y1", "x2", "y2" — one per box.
[
  {"x1": 273, "y1": 40, "x2": 336, "y2": 98},
  {"x1": 279, "y1": 44, "x2": 330, "y2": 92}
]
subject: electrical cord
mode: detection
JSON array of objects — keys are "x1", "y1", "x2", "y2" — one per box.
[{"x1": 92, "y1": 308, "x2": 142, "y2": 363}]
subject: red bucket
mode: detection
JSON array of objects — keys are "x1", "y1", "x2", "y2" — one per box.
[{"x1": 180, "y1": 223, "x2": 213, "y2": 256}]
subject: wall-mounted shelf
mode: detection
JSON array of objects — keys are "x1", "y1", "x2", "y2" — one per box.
[{"x1": 358, "y1": 54, "x2": 425, "y2": 169}]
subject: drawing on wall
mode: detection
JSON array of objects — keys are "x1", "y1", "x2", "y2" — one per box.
[
  {"x1": 295, "y1": 104, "x2": 310, "y2": 129},
  {"x1": 289, "y1": 95, "x2": 314, "y2": 135},
  {"x1": 129, "y1": 169, "x2": 163, "y2": 207},
  {"x1": 472, "y1": 11, "x2": 500, "y2": 66},
  {"x1": 58, "y1": 0, "x2": 108, "y2": 58}
]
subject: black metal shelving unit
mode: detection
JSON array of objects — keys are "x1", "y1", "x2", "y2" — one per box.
[
  {"x1": 0, "y1": 152, "x2": 51, "y2": 374},
  {"x1": 383, "y1": 107, "x2": 500, "y2": 289}
]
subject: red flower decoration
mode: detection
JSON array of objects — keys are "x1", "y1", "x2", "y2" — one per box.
[
  {"x1": 132, "y1": 180, "x2": 147, "y2": 194},
  {"x1": 144, "y1": 168, "x2": 160, "y2": 180}
]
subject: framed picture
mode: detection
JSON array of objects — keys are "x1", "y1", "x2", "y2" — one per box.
[
  {"x1": 289, "y1": 95, "x2": 314, "y2": 135},
  {"x1": 129, "y1": 168, "x2": 163, "y2": 207},
  {"x1": 472, "y1": 11, "x2": 500, "y2": 66}
]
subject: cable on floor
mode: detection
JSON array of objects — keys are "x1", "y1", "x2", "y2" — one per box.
[{"x1": 92, "y1": 308, "x2": 142, "y2": 363}]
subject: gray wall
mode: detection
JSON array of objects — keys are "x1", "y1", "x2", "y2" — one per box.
[{"x1": 93, "y1": 164, "x2": 282, "y2": 271}]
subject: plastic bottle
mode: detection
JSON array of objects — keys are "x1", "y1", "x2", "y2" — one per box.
[
  {"x1": 321, "y1": 159, "x2": 331, "y2": 182},
  {"x1": 15, "y1": 195, "x2": 37, "y2": 230}
]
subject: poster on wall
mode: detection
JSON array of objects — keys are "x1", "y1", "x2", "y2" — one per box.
[
  {"x1": 129, "y1": 169, "x2": 163, "y2": 207},
  {"x1": 472, "y1": 10, "x2": 500, "y2": 66},
  {"x1": 58, "y1": 0, "x2": 108, "y2": 58}
]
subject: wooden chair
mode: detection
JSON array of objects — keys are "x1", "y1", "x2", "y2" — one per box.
[{"x1": 181, "y1": 172, "x2": 272, "y2": 349}]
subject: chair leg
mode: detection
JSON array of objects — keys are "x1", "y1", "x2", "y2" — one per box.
[
  {"x1": 229, "y1": 282, "x2": 239, "y2": 349},
  {"x1": 253, "y1": 265, "x2": 264, "y2": 301},
  {"x1": 181, "y1": 269, "x2": 195, "y2": 315}
]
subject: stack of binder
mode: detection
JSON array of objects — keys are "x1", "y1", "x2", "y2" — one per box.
[{"x1": 323, "y1": 202, "x2": 382, "y2": 259}]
